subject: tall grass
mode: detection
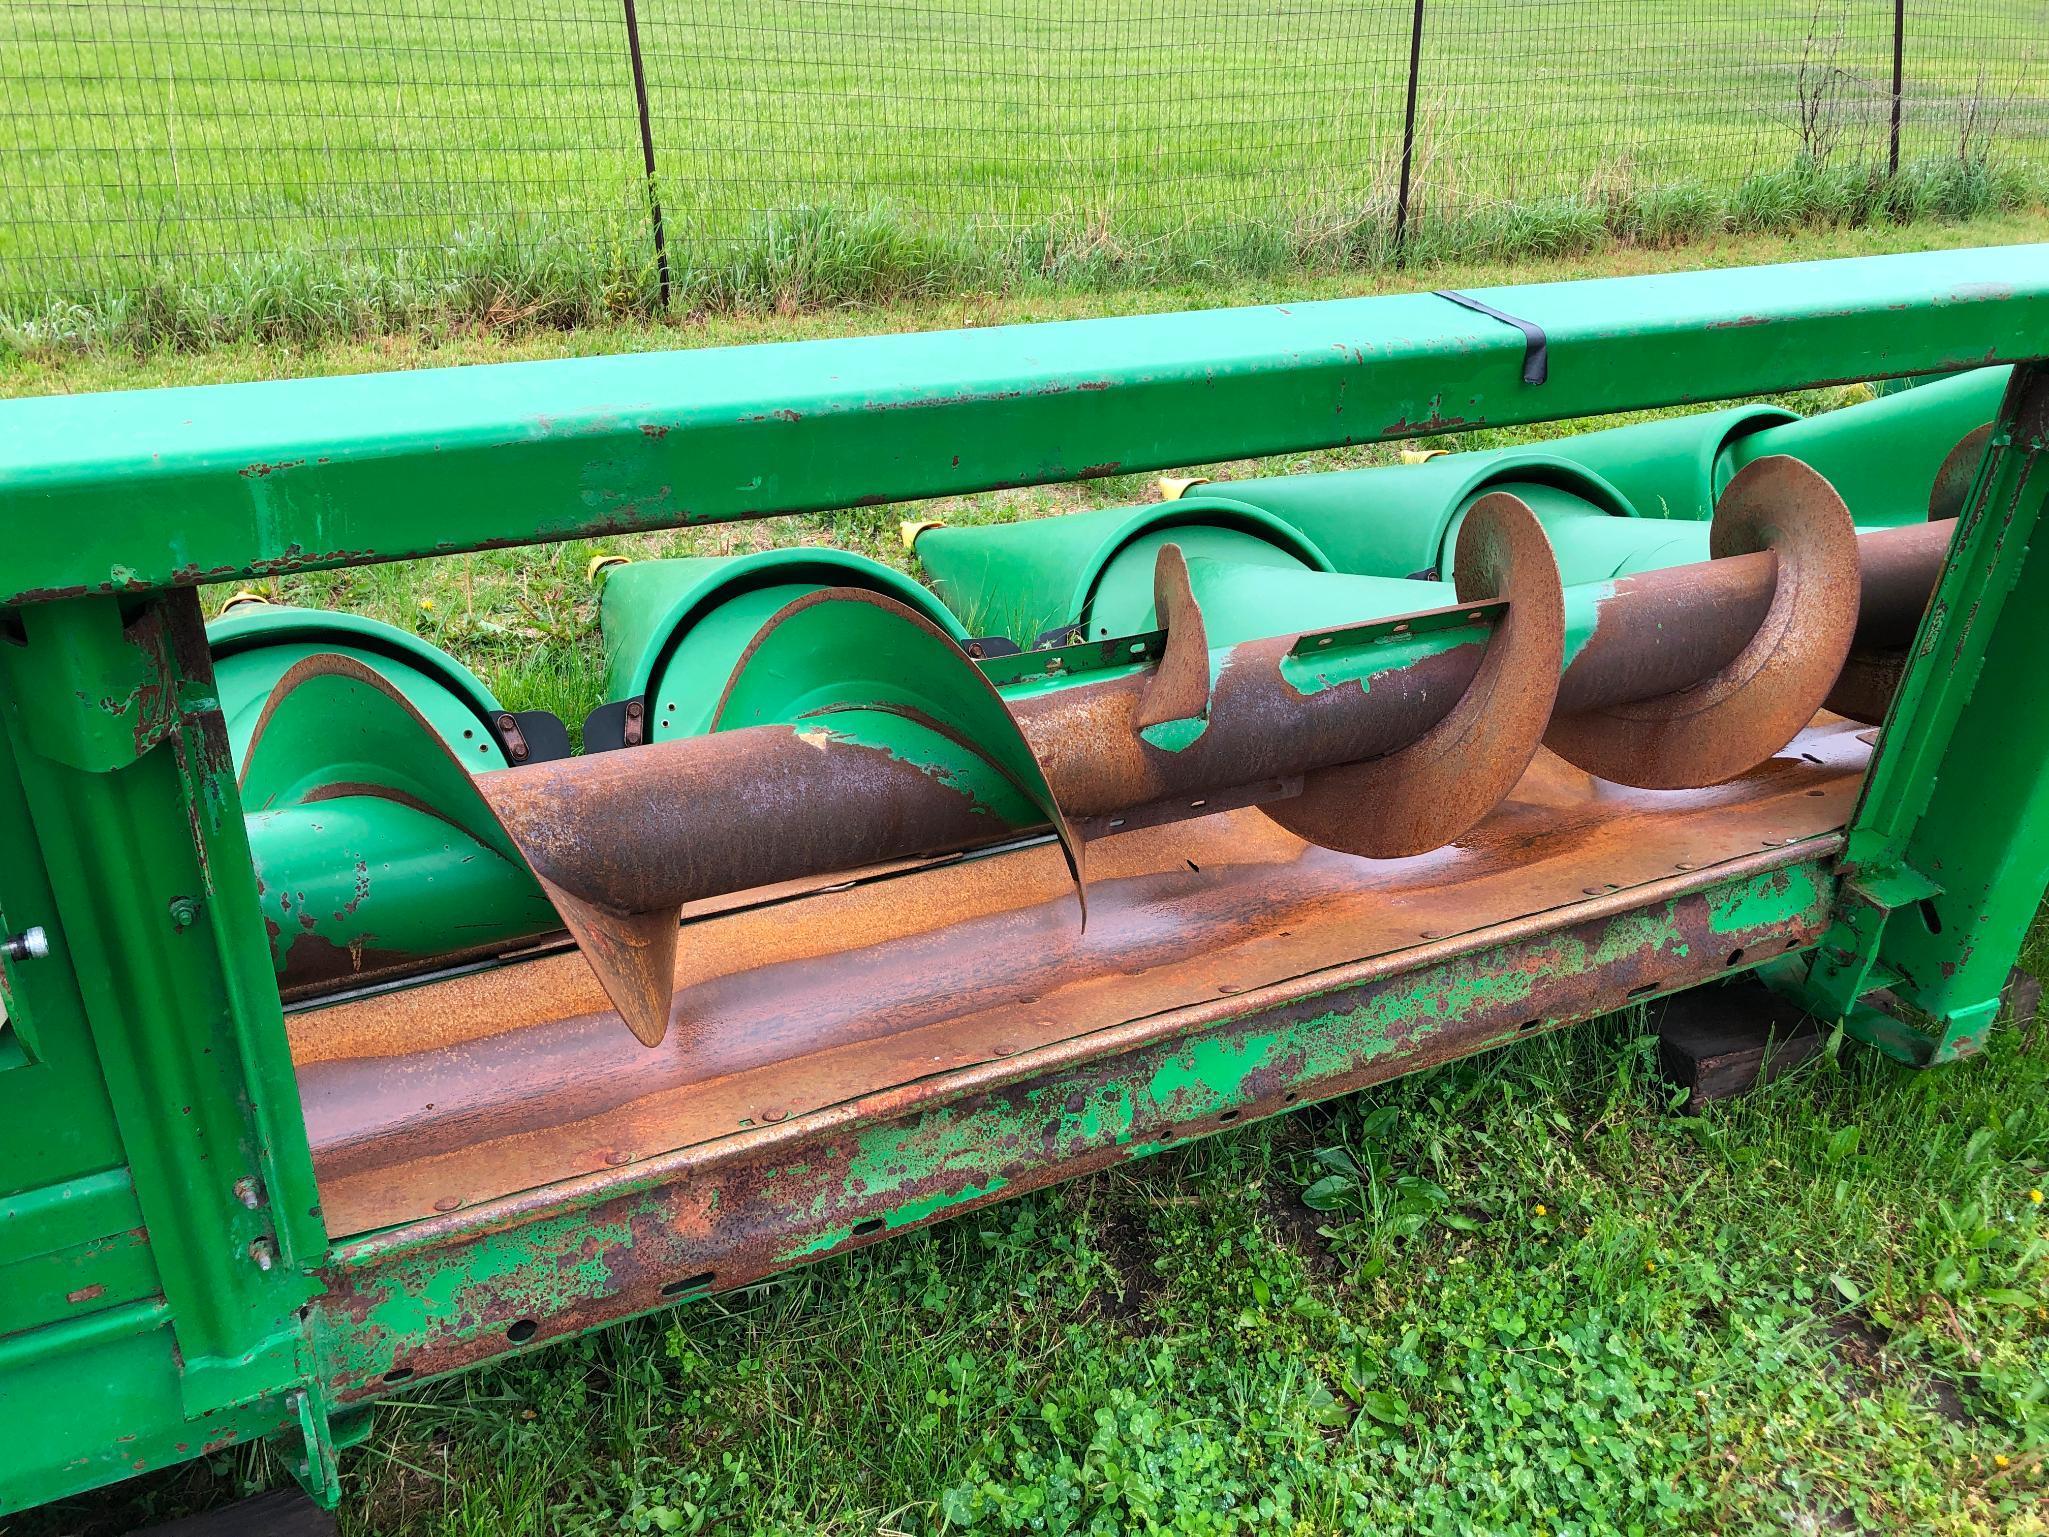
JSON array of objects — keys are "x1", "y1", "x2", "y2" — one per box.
[{"x1": 2, "y1": 154, "x2": 2039, "y2": 359}]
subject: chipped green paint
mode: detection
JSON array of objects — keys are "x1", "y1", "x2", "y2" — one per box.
[
  {"x1": 1561, "y1": 579, "x2": 1620, "y2": 670},
  {"x1": 1135, "y1": 639, "x2": 1230, "y2": 752},
  {"x1": 1137, "y1": 715, "x2": 1207, "y2": 751},
  {"x1": 1279, "y1": 627, "x2": 1484, "y2": 699},
  {"x1": 333, "y1": 1208, "x2": 637, "y2": 1367},
  {"x1": 1709, "y1": 861, "x2": 1822, "y2": 936},
  {"x1": 780, "y1": 1175, "x2": 1013, "y2": 1262}
]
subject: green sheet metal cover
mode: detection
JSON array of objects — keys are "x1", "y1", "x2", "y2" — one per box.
[
  {"x1": 236, "y1": 655, "x2": 548, "y2": 983},
  {"x1": 710, "y1": 589, "x2": 1082, "y2": 898},
  {"x1": 208, "y1": 602, "x2": 508, "y2": 769},
  {"x1": 1175, "y1": 558, "x2": 1449, "y2": 649},
  {"x1": 1217, "y1": 450, "x2": 1635, "y2": 578},
  {"x1": 912, "y1": 496, "x2": 1332, "y2": 644},
  {"x1": 1518, "y1": 403, "x2": 1797, "y2": 522},
  {"x1": 1724, "y1": 366, "x2": 2010, "y2": 526},
  {"x1": 1439, "y1": 482, "x2": 1708, "y2": 585},
  {"x1": 600, "y1": 550, "x2": 967, "y2": 739}
]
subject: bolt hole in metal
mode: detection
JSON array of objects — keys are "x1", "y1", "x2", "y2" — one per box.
[
  {"x1": 1919, "y1": 898, "x2": 1944, "y2": 935},
  {"x1": 382, "y1": 1367, "x2": 414, "y2": 1385},
  {"x1": 1725, "y1": 947, "x2": 1746, "y2": 966},
  {"x1": 1626, "y1": 983, "x2": 1659, "y2": 999},
  {"x1": 505, "y1": 1319, "x2": 538, "y2": 1344},
  {"x1": 1217, "y1": 1109, "x2": 1240, "y2": 1123},
  {"x1": 1282, "y1": 1092, "x2": 1299, "y2": 1104},
  {"x1": 851, "y1": 1217, "x2": 885, "y2": 1239},
  {"x1": 1517, "y1": 1018, "x2": 1542, "y2": 1034},
  {"x1": 662, "y1": 1270, "x2": 715, "y2": 1297}
]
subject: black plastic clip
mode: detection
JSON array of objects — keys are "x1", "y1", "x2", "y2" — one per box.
[{"x1": 1435, "y1": 290, "x2": 1549, "y2": 385}]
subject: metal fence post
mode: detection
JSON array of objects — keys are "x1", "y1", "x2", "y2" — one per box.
[
  {"x1": 620, "y1": 0, "x2": 672, "y2": 307},
  {"x1": 1393, "y1": 0, "x2": 1427, "y2": 264},
  {"x1": 1889, "y1": 0, "x2": 1905, "y2": 177}
]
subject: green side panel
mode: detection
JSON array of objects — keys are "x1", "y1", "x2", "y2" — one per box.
[
  {"x1": 0, "y1": 594, "x2": 324, "y2": 1512},
  {"x1": 0, "y1": 1168, "x2": 156, "y2": 1336},
  {"x1": 1218, "y1": 450, "x2": 1635, "y2": 578},
  {"x1": 0, "y1": 704, "x2": 128, "y2": 1196},
  {"x1": 1801, "y1": 364, "x2": 2049, "y2": 1062},
  {"x1": 599, "y1": 551, "x2": 968, "y2": 736},
  {"x1": 1521, "y1": 403, "x2": 1797, "y2": 522},
  {"x1": 915, "y1": 497, "x2": 1331, "y2": 643},
  {"x1": 0, "y1": 1304, "x2": 297, "y2": 1515},
  {"x1": 208, "y1": 604, "x2": 508, "y2": 769},
  {"x1": 1725, "y1": 365, "x2": 2012, "y2": 526}
]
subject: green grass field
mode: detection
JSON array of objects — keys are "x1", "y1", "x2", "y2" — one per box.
[
  {"x1": 2, "y1": 0, "x2": 2045, "y2": 346},
  {"x1": 4, "y1": 216, "x2": 2048, "y2": 1535}
]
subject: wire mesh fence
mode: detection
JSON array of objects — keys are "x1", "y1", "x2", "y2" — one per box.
[{"x1": 2, "y1": 0, "x2": 2044, "y2": 318}]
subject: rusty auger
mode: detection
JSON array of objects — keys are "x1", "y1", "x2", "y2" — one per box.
[
  {"x1": 241, "y1": 458, "x2": 1929, "y2": 1048},
  {"x1": 18, "y1": 253, "x2": 2049, "y2": 1516}
]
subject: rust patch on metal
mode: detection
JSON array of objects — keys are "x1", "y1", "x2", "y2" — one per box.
[
  {"x1": 298, "y1": 719, "x2": 1870, "y2": 1236},
  {"x1": 1266, "y1": 491, "x2": 1564, "y2": 856},
  {"x1": 1547, "y1": 455, "x2": 1860, "y2": 787},
  {"x1": 1133, "y1": 544, "x2": 1211, "y2": 732},
  {"x1": 1930, "y1": 427, "x2": 1994, "y2": 521},
  {"x1": 314, "y1": 838, "x2": 1838, "y2": 1395}
]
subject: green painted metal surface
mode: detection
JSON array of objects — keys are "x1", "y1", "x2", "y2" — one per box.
[
  {"x1": 0, "y1": 592, "x2": 325, "y2": 1509},
  {"x1": 916, "y1": 495, "x2": 1331, "y2": 642},
  {"x1": 1518, "y1": 402, "x2": 1794, "y2": 522},
  {"x1": 1, "y1": 249, "x2": 2045, "y2": 1519},
  {"x1": 209, "y1": 601, "x2": 510, "y2": 768},
  {"x1": 3, "y1": 247, "x2": 2046, "y2": 607},
  {"x1": 1795, "y1": 363, "x2": 2049, "y2": 1063},
  {"x1": 1725, "y1": 365, "x2": 2010, "y2": 527},
  {"x1": 600, "y1": 549, "x2": 967, "y2": 735},
  {"x1": 238, "y1": 653, "x2": 551, "y2": 992},
  {"x1": 1213, "y1": 449, "x2": 1638, "y2": 579}
]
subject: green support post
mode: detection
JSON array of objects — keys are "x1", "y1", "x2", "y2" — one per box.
[
  {"x1": 0, "y1": 593, "x2": 324, "y2": 1433},
  {"x1": 1795, "y1": 363, "x2": 2049, "y2": 1062}
]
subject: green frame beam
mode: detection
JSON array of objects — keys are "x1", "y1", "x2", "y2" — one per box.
[
  {"x1": 1797, "y1": 362, "x2": 2049, "y2": 1062},
  {"x1": 1, "y1": 245, "x2": 2045, "y2": 606}
]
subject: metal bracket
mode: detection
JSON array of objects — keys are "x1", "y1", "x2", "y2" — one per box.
[
  {"x1": 581, "y1": 696, "x2": 647, "y2": 753},
  {"x1": 492, "y1": 708, "x2": 570, "y2": 764}
]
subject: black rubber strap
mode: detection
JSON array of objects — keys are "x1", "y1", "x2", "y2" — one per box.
[{"x1": 1435, "y1": 290, "x2": 1548, "y2": 385}]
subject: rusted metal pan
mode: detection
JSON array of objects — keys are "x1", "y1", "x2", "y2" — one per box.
[
  {"x1": 295, "y1": 718, "x2": 1871, "y2": 1235},
  {"x1": 312, "y1": 833, "x2": 1841, "y2": 1398}
]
